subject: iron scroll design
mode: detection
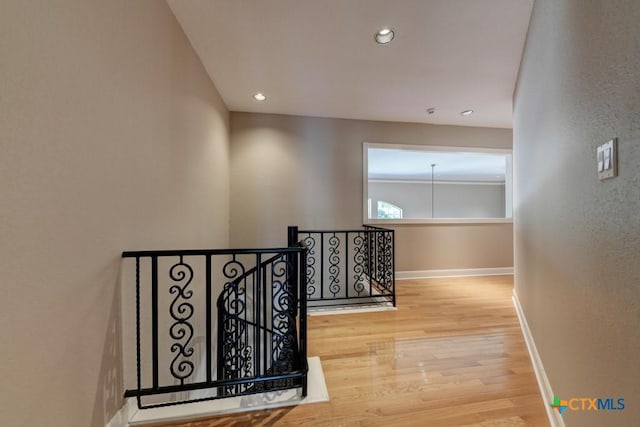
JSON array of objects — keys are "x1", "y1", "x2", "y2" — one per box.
[
  {"x1": 294, "y1": 225, "x2": 395, "y2": 309},
  {"x1": 168, "y1": 256, "x2": 195, "y2": 384},
  {"x1": 377, "y1": 230, "x2": 386, "y2": 288},
  {"x1": 270, "y1": 256, "x2": 297, "y2": 374},
  {"x1": 217, "y1": 252, "x2": 303, "y2": 396},
  {"x1": 219, "y1": 256, "x2": 252, "y2": 393},
  {"x1": 121, "y1": 245, "x2": 308, "y2": 409},
  {"x1": 383, "y1": 230, "x2": 394, "y2": 292},
  {"x1": 327, "y1": 233, "x2": 341, "y2": 296},
  {"x1": 302, "y1": 234, "x2": 317, "y2": 298},
  {"x1": 352, "y1": 232, "x2": 367, "y2": 295}
]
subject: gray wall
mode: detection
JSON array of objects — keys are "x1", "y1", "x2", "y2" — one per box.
[
  {"x1": 230, "y1": 112, "x2": 513, "y2": 271},
  {"x1": 369, "y1": 181, "x2": 506, "y2": 219},
  {"x1": 514, "y1": 1, "x2": 640, "y2": 426},
  {"x1": 0, "y1": 1, "x2": 230, "y2": 426}
]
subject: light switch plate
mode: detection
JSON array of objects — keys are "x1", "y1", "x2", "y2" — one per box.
[{"x1": 597, "y1": 138, "x2": 617, "y2": 180}]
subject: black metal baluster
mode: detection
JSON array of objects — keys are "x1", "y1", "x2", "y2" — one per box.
[
  {"x1": 232, "y1": 254, "x2": 240, "y2": 395},
  {"x1": 345, "y1": 232, "x2": 349, "y2": 300},
  {"x1": 385, "y1": 230, "x2": 390, "y2": 291},
  {"x1": 216, "y1": 292, "x2": 224, "y2": 397},
  {"x1": 273, "y1": 256, "x2": 280, "y2": 383},
  {"x1": 168, "y1": 256, "x2": 195, "y2": 386},
  {"x1": 262, "y1": 261, "x2": 268, "y2": 381},
  {"x1": 299, "y1": 249, "x2": 308, "y2": 397},
  {"x1": 369, "y1": 231, "x2": 374, "y2": 296},
  {"x1": 386, "y1": 230, "x2": 392, "y2": 292},
  {"x1": 352, "y1": 232, "x2": 366, "y2": 296},
  {"x1": 378, "y1": 231, "x2": 384, "y2": 290},
  {"x1": 244, "y1": 261, "x2": 250, "y2": 392},
  {"x1": 288, "y1": 251, "x2": 297, "y2": 374},
  {"x1": 135, "y1": 257, "x2": 142, "y2": 408},
  {"x1": 320, "y1": 233, "x2": 324, "y2": 300},
  {"x1": 328, "y1": 232, "x2": 341, "y2": 297},
  {"x1": 241, "y1": 257, "x2": 247, "y2": 393},
  {"x1": 286, "y1": 226, "x2": 297, "y2": 377},
  {"x1": 391, "y1": 230, "x2": 396, "y2": 307},
  {"x1": 255, "y1": 253, "x2": 262, "y2": 378},
  {"x1": 365, "y1": 229, "x2": 370, "y2": 291},
  {"x1": 205, "y1": 255, "x2": 212, "y2": 383},
  {"x1": 379, "y1": 230, "x2": 383, "y2": 286},
  {"x1": 373, "y1": 231, "x2": 378, "y2": 286},
  {"x1": 151, "y1": 255, "x2": 159, "y2": 390},
  {"x1": 303, "y1": 233, "x2": 316, "y2": 299}
]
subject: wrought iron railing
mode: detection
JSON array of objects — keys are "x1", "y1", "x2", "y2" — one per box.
[
  {"x1": 121, "y1": 245, "x2": 308, "y2": 409},
  {"x1": 216, "y1": 250, "x2": 307, "y2": 397},
  {"x1": 290, "y1": 225, "x2": 395, "y2": 309}
]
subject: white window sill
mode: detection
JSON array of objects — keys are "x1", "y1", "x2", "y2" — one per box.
[{"x1": 365, "y1": 218, "x2": 513, "y2": 225}]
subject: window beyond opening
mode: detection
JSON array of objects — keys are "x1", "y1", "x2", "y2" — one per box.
[
  {"x1": 363, "y1": 143, "x2": 513, "y2": 223},
  {"x1": 377, "y1": 201, "x2": 403, "y2": 219}
]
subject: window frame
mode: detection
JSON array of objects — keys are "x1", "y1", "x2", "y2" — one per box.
[
  {"x1": 377, "y1": 200, "x2": 404, "y2": 219},
  {"x1": 363, "y1": 142, "x2": 513, "y2": 225}
]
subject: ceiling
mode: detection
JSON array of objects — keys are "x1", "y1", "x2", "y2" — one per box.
[
  {"x1": 167, "y1": 0, "x2": 533, "y2": 129},
  {"x1": 368, "y1": 148, "x2": 507, "y2": 182}
]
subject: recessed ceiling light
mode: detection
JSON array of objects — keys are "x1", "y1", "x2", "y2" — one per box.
[
  {"x1": 375, "y1": 28, "x2": 395, "y2": 44},
  {"x1": 460, "y1": 109, "x2": 474, "y2": 116},
  {"x1": 253, "y1": 92, "x2": 266, "y2": 101}
]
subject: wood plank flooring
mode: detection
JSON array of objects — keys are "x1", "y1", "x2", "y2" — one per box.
[{"x1": 150, "y1": 275, "x2": 549, "y2": 427}]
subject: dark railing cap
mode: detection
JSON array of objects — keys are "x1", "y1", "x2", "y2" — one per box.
[
  {"x1": 122, "y1": 246, "x2": 305, "y2": 258},
  {"x1": 298, "y1": 225, "x2": 394, "y2": 234}
]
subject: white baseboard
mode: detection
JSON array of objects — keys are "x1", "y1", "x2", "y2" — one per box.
[
  {"x1": 396, "y1": 267, "x2": 513, "y2": 280},
  {"x1": 512, "y1": 291, "x2": 565, "y2": 427}
]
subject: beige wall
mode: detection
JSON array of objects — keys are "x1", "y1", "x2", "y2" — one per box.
[
  {"x1": 230, "y1": 112, "x2": 513, "y2": 271},
  {"x1": 514, "y1": 1, "x2": 640, "y2": 426},
  {"x1": 393, "y1": 223, "x2": 513, "y2": 271},
  {"x1": 0, "y1": 1, "x2": 230, "y2": 426}
]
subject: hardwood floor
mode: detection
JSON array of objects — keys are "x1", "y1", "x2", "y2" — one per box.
[{"x1": 150, "y1": 275, "x2": 549, "y2": 427}]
